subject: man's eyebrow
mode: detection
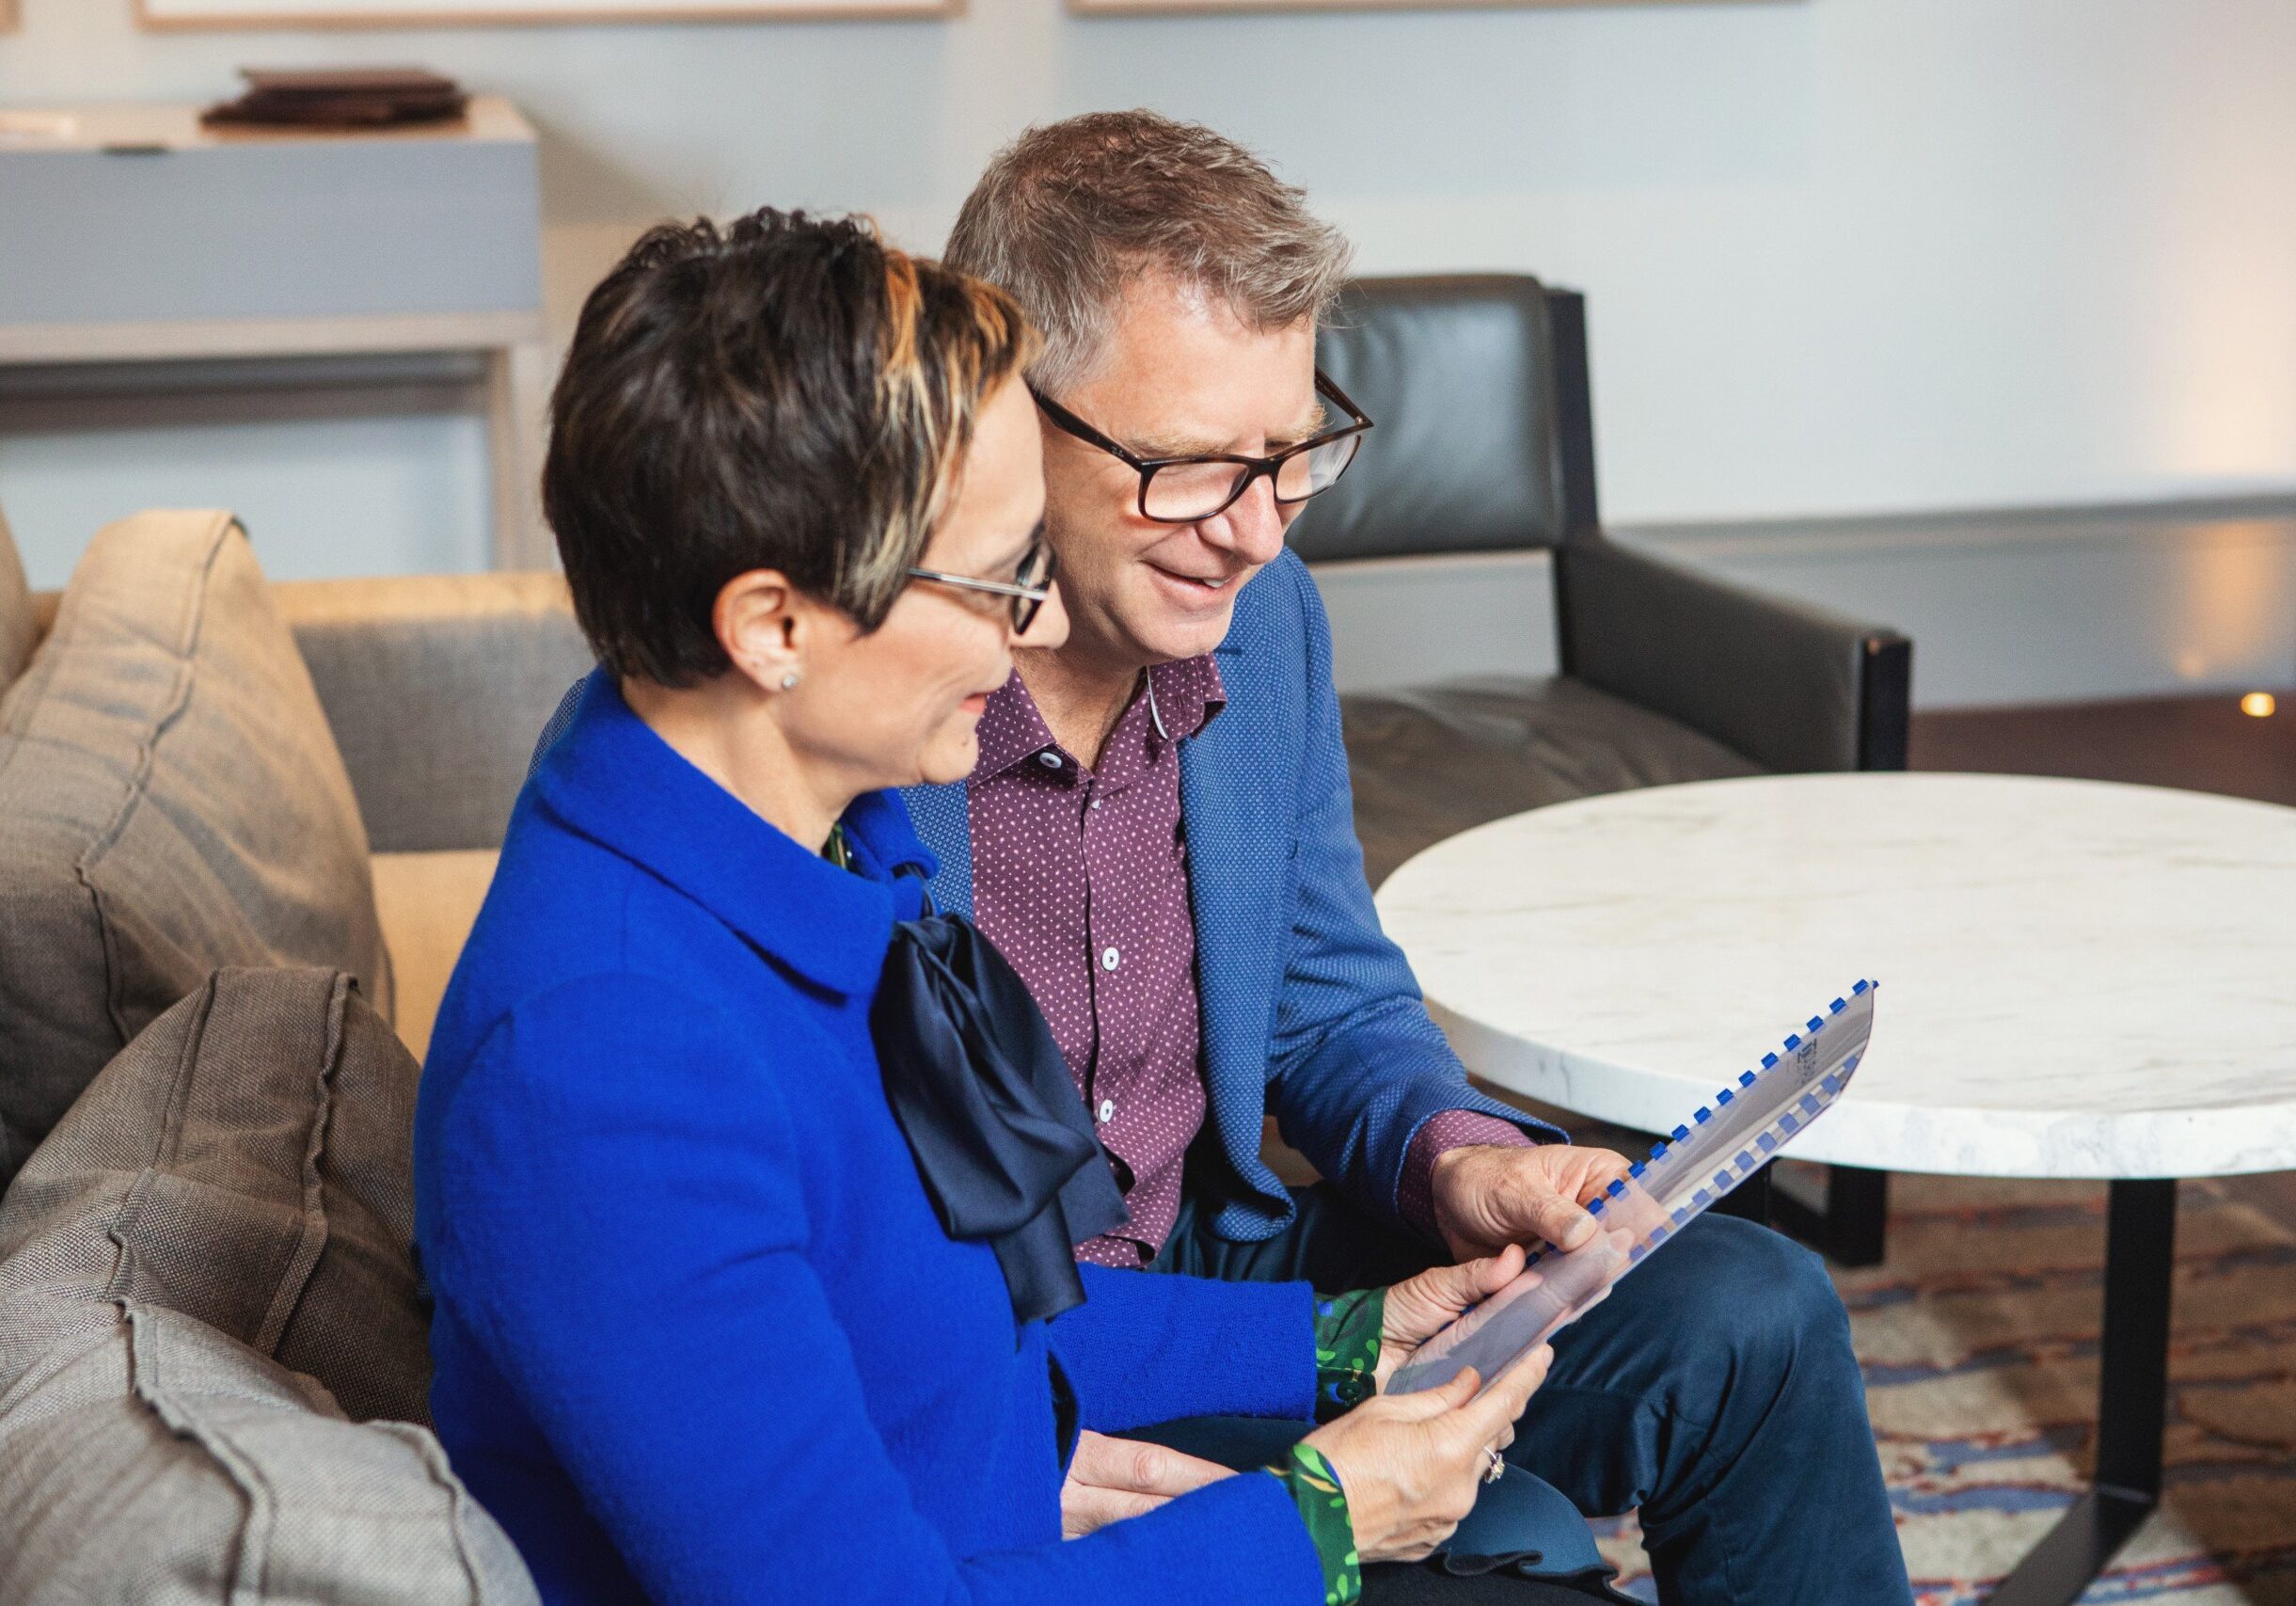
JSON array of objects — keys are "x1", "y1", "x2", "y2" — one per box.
[
  {"x1": 1271, "y1": 401, "x2": 1332, "y2": 447},
  {"x1": 1128, "y1": 405, "x2": 1333, "y2": 459},
  {"x1": 1123, "y1": 426, "x2": 1232, "y2": 458}
]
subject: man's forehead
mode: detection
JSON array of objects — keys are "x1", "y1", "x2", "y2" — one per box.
[{"x1": 1083, "y1": 284, "x2": 1322, "y2": 453}]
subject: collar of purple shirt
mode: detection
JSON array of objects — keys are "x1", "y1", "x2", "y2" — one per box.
[{"x1": 974, "y1": 656, "x2": 1227, "y2": 781}]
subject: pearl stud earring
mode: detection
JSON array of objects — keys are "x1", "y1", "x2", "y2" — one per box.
[{"x1": 780, "y1": 672, "x2": 800, "y2": 691}]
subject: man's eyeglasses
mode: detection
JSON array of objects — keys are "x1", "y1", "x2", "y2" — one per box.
[
  {"x1": 906, "y1": 533, "x2": 1057, "y2": 634},
  {"x1": 1031, "y1": 371, "x2": 1373, "y2": 525}
]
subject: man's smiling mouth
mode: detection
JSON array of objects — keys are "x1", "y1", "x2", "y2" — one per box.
[{"x1": 1149, "y1": 565, "x2": 1235, "y2": 592}]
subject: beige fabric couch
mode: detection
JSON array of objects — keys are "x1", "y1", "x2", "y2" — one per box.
[
  {"x1": 0, "y1": 507, "x2": 573, "y2": 1602},
  {"x1": 270, "y1": 573, "x2": 594, "y2": 1058}
]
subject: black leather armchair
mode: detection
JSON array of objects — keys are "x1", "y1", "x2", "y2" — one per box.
[{"x1": 1305, "y1": 276, "x2": 1909, "y2": 1264}]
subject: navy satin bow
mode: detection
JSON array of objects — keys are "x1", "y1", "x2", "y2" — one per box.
[{"x1": 870, "y1": 914, "x2": 1129, "y2": 1327}]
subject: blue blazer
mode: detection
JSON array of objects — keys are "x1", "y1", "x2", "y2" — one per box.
[
  {"x1": 416, "y1": 672, "x2": 1328, "y2": 1606},
  {"x1": 904, "y1": 550, "x2": 1560, "y2": 1247}
]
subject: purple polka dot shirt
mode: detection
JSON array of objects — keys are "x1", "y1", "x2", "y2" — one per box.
[{"x1": 969, "y1": 660, "x2": 1531, "y2": 1268}]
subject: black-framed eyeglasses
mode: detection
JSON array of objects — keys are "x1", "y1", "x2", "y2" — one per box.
[
  {"x1": 906, "y1": 532, "x2": 1058, "y2": 634},
  {"x1": 1031, "y1": 370, "x2": 1373, "y2": 525}
]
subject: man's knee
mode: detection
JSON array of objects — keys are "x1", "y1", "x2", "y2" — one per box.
[
  {"x1": 1597, "y1": 1214, "x2": 1853, "y2": 1382},
  {"x1": 1678, "y1": 1215, "x2": 1852, "y2": 1370}
]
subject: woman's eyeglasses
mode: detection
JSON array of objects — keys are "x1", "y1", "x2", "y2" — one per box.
[
  {"x1": 1031, "y1": 370, "x2": 1373, "y2": 525},
  {"x1": 906, "y1": 534, "x2": 1057, "y2": 633}
]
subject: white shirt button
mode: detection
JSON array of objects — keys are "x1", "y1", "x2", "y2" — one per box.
[
  {"x1": 1097, "y1": 1098, "x2": 1116, "y2": 1123},
  {"x1": 1089, "y1": 798, "x2": 1101, "y2": 810},
  {"x1": 1037, "y1": 750, "x2": 1062, "y2": 769},
  {"x1": 1100, "y1": 946, "x2": 1120, "y2": 971}
]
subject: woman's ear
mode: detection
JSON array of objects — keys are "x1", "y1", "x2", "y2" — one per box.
[{"x1": 713, "y1": 569, "x2": 810, "y2": 693}]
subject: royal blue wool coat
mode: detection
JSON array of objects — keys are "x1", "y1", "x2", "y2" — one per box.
[{"x1": 415, "y1": 672, "x2": 1331, "y2": 1606}]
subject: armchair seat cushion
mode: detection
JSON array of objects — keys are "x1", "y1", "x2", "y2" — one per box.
[{"x1": 1341, "y1": 675, "x2": 1761, "y2": 887}]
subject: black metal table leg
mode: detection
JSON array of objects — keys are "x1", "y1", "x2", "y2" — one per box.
[
  {"x1": 1769, "y1": 1163, "x2": 1891, "y2": 1266},
  {"x1": 1824, "y1": 1165, "x2": 1891, "y2": 1267},
  {"x1": 1986, "y1": 1178, "x2": 2178, "y2": 1606}
]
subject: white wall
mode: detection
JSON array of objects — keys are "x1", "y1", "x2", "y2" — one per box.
[{"x1": 3, "y1": 0, "x2": 2295, "y2": 592}]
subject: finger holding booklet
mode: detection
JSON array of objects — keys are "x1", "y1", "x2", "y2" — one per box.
[{"x1": 1389, "y1": 980, "x2": 1879, "y2": 1398}]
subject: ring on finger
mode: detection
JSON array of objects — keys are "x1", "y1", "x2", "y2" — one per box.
[{"x1": 1481, "y1": 1446, "x2": 1505, "y2": 1485}]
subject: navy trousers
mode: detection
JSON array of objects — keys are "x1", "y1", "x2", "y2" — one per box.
[{"x1": 1150, "y1": 1184, "x2": 1914, "y2": 1606}]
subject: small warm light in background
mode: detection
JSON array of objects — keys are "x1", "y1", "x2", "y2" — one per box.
[{"x1": 2240, "y1": 692, "x2": 2276, "y2": 718}]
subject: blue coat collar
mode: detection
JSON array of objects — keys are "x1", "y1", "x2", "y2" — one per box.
[{"x1": 534, "y1": 669, "x2": 936, "y2": 997}]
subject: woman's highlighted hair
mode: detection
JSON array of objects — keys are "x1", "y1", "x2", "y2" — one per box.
[{"x1": 545, "y1": 209, "x2": 1037, "y2": 688}]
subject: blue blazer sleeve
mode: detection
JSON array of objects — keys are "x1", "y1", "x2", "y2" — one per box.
[
  {"x1": 423, "y1": 974, "x2": 1322, "y2": 1606},
  {"x1": 1259, "y1": 559, "x2": 1564, "y2": 1226},
  {"x1": 1051, "y1": 1266, "x2": 1317, "y2": 1432}
]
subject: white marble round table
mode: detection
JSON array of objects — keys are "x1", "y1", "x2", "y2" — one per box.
[
  {"x1": 1374, "y1": 771, "x2": 2296, "y2": 1606},
  {"x1": 1376, "y1": 771, "x2": 2296, "y2": 1182}
]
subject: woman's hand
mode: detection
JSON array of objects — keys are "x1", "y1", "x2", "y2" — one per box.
[
  {"x1": 1300, "y1": 1344, "x2": 1553, "y2": 1564},
  {"x1": 1060, "y1": 1430, "x2": 1234, "y2": 1538},
  {"x1": 1373, "y1": 1244, "x2": 1529, "y2": 1391}
]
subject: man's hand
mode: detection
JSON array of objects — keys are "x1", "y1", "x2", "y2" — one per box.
[
  {"x1": 1060, "y1": 1430, "x2": 1234, "y2": 1538},
  {"x1": 1430, "y1": 1143, "x2": 1636, "y2": 1262}
]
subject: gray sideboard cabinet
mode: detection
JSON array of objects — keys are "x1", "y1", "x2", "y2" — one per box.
[{"x1": 0, "y1": 97, "x2": 547, "y2": 565}]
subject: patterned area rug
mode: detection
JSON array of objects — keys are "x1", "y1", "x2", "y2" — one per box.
[{"x1": 1589, "y1": 1172, "x2": 2296, "y2": 1603}]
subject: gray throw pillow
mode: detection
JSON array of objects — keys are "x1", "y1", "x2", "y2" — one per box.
[
  {"x1": 0, "y1": 511, "x2": 392, "y2": 1184},
  {"x1": 0, "y1": 967, "x2": 536, "y2": 1606},
  {"x1": 0, "y1": 501, "x2": 33, "y2": 691},
  {"x1": 0, "y1": 965, "x2": 432, "y2": 1425}
]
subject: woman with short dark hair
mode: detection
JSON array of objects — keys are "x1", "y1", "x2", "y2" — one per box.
[{"x1": 413, "y1": 209, "x2": 1550, "y2": 1606}]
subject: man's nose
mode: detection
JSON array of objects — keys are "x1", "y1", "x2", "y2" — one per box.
[{"x1": 1200, "y1": 475, "x2": 1287, "y2": 565}]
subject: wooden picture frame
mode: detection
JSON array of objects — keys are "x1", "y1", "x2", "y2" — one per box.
[
  {"x1": 1070, "y1": 0, "x2": 1711, "y2": 12},
  {"x1": 135, "y1": 0, "x2": 953, "y2": 27}
]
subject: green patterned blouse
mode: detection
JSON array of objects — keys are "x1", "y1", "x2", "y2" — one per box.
[
  {"x1": 1261, "y1": 1287, "x2": 1386, "y2": 1605},
  {"x1": 1266, "y1": 1439, "x2": 1363, "y2": 1606}
]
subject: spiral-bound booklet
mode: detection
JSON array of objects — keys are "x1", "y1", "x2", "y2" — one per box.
[{"x1": 1388, "y1": 980, "x2": 1878, "y2": 1398}]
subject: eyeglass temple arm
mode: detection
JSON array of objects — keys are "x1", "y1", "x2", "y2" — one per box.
[
  {"x1": 905, "y1": 567, "x2": 1052, "y2": 600},
  {"x1": 1314, "y1": 369, "x2": 1373, "y2": 430},
  {"x1": 1027, "y1": 388, "x2": 1143, "y2": 466}
]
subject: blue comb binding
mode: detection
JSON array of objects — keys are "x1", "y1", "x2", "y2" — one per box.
[{"x1": 1387, "y1": 980, "x2": 1878, "y2": 1398}]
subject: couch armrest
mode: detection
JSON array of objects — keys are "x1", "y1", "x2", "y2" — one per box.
[
  {"x1": 1557, "y1": 535, "x2": 1910, "y2": 774},
  {"x1": 271, "y1": 573, "x2": 593, "y2": 854}
]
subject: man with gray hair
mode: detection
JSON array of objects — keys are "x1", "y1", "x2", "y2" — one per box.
[{"x1": 901, "y1": 110, "x2": 1910, "y2": 1604}]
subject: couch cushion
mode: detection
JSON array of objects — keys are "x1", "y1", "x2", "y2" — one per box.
[
  {"x1": 372, "y1": 849, "x2": 499, "y2": 1062},
  {"x1": 1341, "y1": 675, "x2": 1764, "y2": 887},
  {"x1": 0, "y1": 502, "x2": 32, "y2": 692},
  {"x1": 0, "y1": 966, "x2": 530, "y2": 1604},
  {"x1": 275, "y1": 573, "x2": 593, "y2": 854},
  {"x1": 0, "y1": 511, "x2": 391, "y2": 1182}
]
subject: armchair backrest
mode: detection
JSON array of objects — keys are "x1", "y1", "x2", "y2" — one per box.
[{"x1": 1296, "y1": 275, "x2": 1599, "y2": 563}]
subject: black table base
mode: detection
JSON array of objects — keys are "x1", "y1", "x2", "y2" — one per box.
[
  {"x1": 1769, "y1": 1163, "x2": 1892, "y2": 1267},
  {"x1": 1986, "y1": 1177, "x2": 2179, "y2": 1605},
  {"x1": 1754, "y1": 1168, "x2": 2183, "y2": 1603}
]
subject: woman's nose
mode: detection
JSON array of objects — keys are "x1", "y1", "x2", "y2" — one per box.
[{"x1": 1018, "y1": 577, "x2": 1070, "y2": 649}]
